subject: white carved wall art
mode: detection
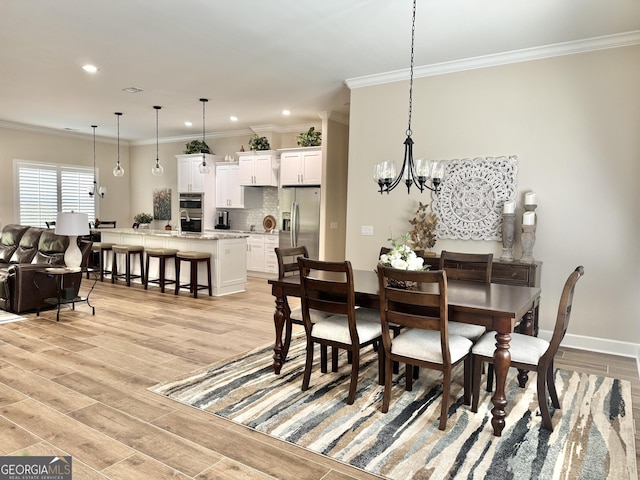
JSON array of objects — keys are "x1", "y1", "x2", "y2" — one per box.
[{"x1": 432, "y1": 156, "x2": 518, "y2": 240}]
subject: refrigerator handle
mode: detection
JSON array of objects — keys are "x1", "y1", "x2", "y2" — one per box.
[{"x1": 292, "y1": 201, "x2": 299, "y2": 247}]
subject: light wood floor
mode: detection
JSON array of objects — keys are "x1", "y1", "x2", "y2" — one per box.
[{"x1": 0, "y1": 277, "x2": 638, "y2": 479}]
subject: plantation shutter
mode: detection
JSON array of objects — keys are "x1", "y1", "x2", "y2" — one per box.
[
  {"x1": 61, "y1": 167, "x2": 95, "y2": 219},
  {"x1": 16, "y1": 161, "x2": 96, "y2": 228}
]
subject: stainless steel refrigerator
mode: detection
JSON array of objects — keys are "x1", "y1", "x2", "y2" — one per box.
[{"x1": 279, "y1": 187, "x2": 320, "y2": 259}]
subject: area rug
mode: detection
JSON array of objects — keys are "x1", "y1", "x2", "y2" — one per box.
[
  {"x1": 150, "y1": 336, "x2": 637, "y2": 480},
  {"x1": 0, "y1": 311, "x2": 26, "y2": 325}
]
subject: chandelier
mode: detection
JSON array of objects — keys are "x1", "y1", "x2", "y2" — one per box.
[{"x1": 373, "y1": 0, "x2": 444, "y2": 195}]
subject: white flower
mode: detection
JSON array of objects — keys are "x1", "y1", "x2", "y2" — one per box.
[{"x1": 378, "y1": 234, "x2": 427, "y2": 271}]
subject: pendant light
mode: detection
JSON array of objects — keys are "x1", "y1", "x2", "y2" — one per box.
[
  {"x1": 113, "y1": 112, "x2": 125, "y2": 177},
  {"x1": 373, "y1": 0, "x2": 444, "y2": 194},
  {"x1": 87, "y1": 125, "x2": 106, "y2": 198},
  {"x1": 151, "y1": 106, "x2": 164, "y2": 176},
  {"x1": 198, "y1": 98, "x2": 211, "y2": 174}
]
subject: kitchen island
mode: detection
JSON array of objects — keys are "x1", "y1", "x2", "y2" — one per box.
[{"x1": 98, "y1": 229, "x2": 248, "y2": 296}]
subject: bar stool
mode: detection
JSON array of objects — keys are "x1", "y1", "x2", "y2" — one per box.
[
  {"x1": 91, "y1": 242, "x2": 115, "y2": 281},
  {"x1": 111, "y1": 244, "x2": 145, "y2": 287},
  {"x1": 175, "y1": 251, "x2": 212, "y2": 298},
  {"x1": 144, "y1": 248, "x2": 178, "y2": 293}
]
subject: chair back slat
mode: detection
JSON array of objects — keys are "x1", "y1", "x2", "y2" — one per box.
[{"x1": 439, "y1": 251, "x2": 493, "y2": 284}]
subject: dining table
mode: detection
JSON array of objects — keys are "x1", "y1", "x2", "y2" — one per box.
[{"x1": 268, "y1": 269, "x2": 541, "y2": 437}]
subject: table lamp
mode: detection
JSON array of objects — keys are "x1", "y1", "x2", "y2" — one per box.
[{"x1": 55, "y1": 212, "x2": 89, "y2": 270}]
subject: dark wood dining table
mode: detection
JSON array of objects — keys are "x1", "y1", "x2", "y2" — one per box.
[{"x1": 268, "y1": 269, "x2": 541, "y2": 437}]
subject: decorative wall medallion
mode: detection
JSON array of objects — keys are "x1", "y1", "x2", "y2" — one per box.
[{"x1": 432, "y1": 156, "x2": 518, "y2": 240}]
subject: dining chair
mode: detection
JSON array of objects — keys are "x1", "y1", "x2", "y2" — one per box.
[
  {"x1": 377, "y1": 266, "x2": 473, "y2": 430},
  {"x1": 471, "y1": 266, "x2": 584, "y2": 431},
  {"x1": 439, "y1": 251, "x2": 494, "y2": 342},
  {"x1": 274, "y1": 246, "x2": 332, "y2": 360},
  {"x1": 298, "y1": 257, "x2": 383, "y2": 405},
  {"x1": 439, "y1": 251, "x2": 493, "y2": 283}
]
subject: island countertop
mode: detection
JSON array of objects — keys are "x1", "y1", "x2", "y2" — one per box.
[
  {"x1": 94, "y1": 228, "x2": 249, "y2": 240},
  {"x1": 98, "y1": 228, "x2": 247, "y2": 296}
]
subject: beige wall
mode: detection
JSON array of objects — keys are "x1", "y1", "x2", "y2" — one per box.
[
  {"x1": 321, "y1": 116, "x2": 349, "y2": 261},
  {"x1": 0, "y1": 127, "x2": 130, "y2": 228},
  {"x1": 347, "y1": 45, "x2": 640, "y2": 347}
]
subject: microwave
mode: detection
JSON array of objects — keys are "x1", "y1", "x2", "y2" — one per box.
[{"x1": 179, "y1": 192, "x2": 203, "y2": 210}]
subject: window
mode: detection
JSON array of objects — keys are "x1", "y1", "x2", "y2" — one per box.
[{"x1": 15, "y1": 160, "x2": 96, "y2": 227}]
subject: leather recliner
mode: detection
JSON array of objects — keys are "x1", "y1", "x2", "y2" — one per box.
[{"x1": 0, "y1": 224, "x2": 88, "y2": 314}]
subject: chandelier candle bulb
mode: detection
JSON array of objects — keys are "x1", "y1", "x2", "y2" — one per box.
[
  {"x1": 524, "y1": 192, "x2": 536, "y2": 205},
  {"x1": 503, "y1": 200, "x2": 516, "y2": 214},
  {"x1": 523, "y1": 211, "x2": 535, "y2": 225}
]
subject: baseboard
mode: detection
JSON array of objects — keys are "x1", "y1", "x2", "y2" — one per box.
[{"x1": 539, "y1": 329, "x2": 640, "y2": 377}]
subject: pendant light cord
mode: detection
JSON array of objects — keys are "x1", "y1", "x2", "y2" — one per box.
[
  {"x1": 92, "y1": 125, "x2": 97, "y2": 187},
  {"x1": 156, "y1": 107, "x2": 160, "y2": 161},
  {"x1": 116, "y1": 113, "x2": 121, "y2": 167},
  {"x1": 407, "y1": 0, "x2": 416, "y2": 137}
]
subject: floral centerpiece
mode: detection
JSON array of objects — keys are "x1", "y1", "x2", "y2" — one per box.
[
  {"x1": 378, "y1": 233, "x2": 427, "y2": 288},
  {"x1": 379, "y1": 233, "x2": 426, "y2": 271}
]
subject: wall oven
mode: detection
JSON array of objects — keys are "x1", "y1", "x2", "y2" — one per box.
[
  {"x1": 179, "y1": 193, "x2": 203, "y2": 233},
  {"x1": 180, "y1": 217, "x2": 202, "y2": 233}
]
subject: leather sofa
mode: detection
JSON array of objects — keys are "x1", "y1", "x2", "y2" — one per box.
[{"x1": 0, "y1": 224, "x2": 86, "y2": 314}]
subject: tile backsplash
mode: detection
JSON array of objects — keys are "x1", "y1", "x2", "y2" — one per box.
[{"x1": 226, "y1": 187, "x2": 279, "y2": 231}]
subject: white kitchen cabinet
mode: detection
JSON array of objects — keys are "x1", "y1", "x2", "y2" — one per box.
[
  {"x1": 177, "y1": 154, "x2": 217, "y2": 193},
  {"x1": 237, "y1": 151, "x2": 278, "y2": 186},
  {"x1": 246, "y1": 234, "x2": 279, "y2": 273},
  {"x1": 263, "y1": 235, "x2": 279, "y2": 274},
  {"x1": 215, "y1": 163, "x2": 244, "y2": 208},
  {"x1": 279, "y1": 147, "x2": 322, "y2": 186},
  {"x1": 246, "y1": 235, "x2": 265, "y2": 271}
]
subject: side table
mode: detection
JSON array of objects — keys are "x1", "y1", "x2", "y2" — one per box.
[{"x1": 34, "y1": 267, "x2": 98, "y2": 321}]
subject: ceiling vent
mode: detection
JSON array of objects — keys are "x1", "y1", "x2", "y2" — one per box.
[{"x1": 122, "y1": 87, "x2": 144, "y2": 94}]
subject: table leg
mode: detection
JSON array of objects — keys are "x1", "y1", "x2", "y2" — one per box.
[
  {"x1": 272, "y1": 287, "x2": 286, "y2": 374},
  {"x1": 491, "y1": 331, "x2": 511, "y2": 436}
]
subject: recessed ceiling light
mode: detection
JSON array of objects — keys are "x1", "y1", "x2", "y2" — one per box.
[
  {"x1": 282, "y1": 110, "x2": 291, "y2": 116},
  {"x1": 82, "y1": 64, "x2": 98, "y2": 73},
  {"x1": 122, "y1": 87, "x2": 144, "y2": 94},
  {"x1": 184, "y1": 121, "x2": 192, "y2": 127},
  {"x1": 230, "y1": 116, "x2": 238, "y2": 122}
]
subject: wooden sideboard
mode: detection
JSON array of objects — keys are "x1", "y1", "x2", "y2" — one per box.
[{"x1": 422, "y1": 256, "x2": 542, "y2": 334}]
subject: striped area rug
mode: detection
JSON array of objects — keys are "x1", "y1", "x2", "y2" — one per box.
[{"x1": 150, "y1": 336, "x2": 637, "y2": 480}]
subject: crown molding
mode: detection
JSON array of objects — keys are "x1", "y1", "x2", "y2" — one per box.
[
  {"x1": 345, "y1": 30, "x2": 640, "y2": 89},
  {"x1": 0, "y1": 120, "x2": 127, "y2": 145}
]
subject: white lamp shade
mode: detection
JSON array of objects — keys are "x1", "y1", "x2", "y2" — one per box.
[
  {"x1": 55, "y1": 212, "x2": 90, "y2": 236},
  {"x1": 55, "y1": 212, "x2": 89, "y2": 269}
]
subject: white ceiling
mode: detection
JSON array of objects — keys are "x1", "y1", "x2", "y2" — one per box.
[{"x1": 1, "y1": 0, "x2": 639, "y2": 143}]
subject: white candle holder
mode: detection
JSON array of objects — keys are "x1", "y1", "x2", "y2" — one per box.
[
  {"x1": 500, "y1": 213, "x2": 516, "y2": 262},
  {"x1": 520, "y1": 224, "x2": 536, "y2": 263}
]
